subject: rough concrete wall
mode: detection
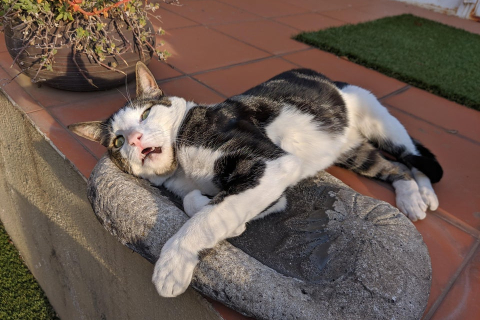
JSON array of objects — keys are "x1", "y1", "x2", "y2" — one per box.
[{"x1": 0, "y1": 92, "x2": 221, "y2": 320}]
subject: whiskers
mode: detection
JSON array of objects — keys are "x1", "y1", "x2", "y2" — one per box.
[{"x1": 116, "y1": 78, "x2": 134, "y2": 108}]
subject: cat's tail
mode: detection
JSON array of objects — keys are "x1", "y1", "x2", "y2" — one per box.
[
  {"x1": 338, "y1": 83, "x2": 443, "y2": 183},
  {"x1": 375, "y1": 138, "x2": 443, "y2": 184}
]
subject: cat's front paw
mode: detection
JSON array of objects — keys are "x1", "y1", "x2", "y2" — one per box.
[
  {"x1": 183, "y1": 190, "x2": 210, "y2": 217},
  {"x1": 152, "y1": 239, "x2": 199, "y2": 297}
]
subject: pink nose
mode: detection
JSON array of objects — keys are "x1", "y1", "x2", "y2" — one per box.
[{"x1": 127, "y1": 131, "x2": 143, "y2": 148}]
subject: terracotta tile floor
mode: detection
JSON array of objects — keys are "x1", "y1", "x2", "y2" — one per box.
[{"x1": 1, "y1": 0, "x2": 479, "y2": 319}]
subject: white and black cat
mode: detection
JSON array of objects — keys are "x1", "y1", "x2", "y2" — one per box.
[{"x1": 69, "y1": 62, "x2": 442, "y2": 298}]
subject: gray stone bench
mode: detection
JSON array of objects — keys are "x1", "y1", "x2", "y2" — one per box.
[{"x1": 88, "y1": 156, "x2": 431, "y2": 320}]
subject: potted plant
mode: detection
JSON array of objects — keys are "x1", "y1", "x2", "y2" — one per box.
[{"x1": 0, "y1": 0, "x2": 177, "y2": 91}]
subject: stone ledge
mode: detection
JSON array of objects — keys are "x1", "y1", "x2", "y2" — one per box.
[{"x1": 88, "y1": 155, "x2": 432, "y2": 320}]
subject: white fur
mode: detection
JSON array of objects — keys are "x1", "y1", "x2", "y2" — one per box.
[
  {"x1": 341, "y1": 86, "x2": 417, "y2": 156},
  {"x1": 175, "y1": 146, "x2": 223, "y2": 196},
  {"x1": 266, "y1": 106, "x2": 355, "y2": 179},
  {"x1": 183, "y1": 189, "x2": 210, "y2": 217},
  {"x1": 412, "y1": 168, "x2": 439, "y2": 211},
  {"x1": 393, "y1": 178, "x2": 427, "y2": 221},
  {"x1": 254, "y1": 195, "x2": 288, "y2": 220}
]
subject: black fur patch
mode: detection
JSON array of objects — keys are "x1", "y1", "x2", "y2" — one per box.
[
  {"x1": 408, "y1": 140, "x2": 443, "y2": 183},
  {"x1": 333, "y1": 81, "x2": 350, "y2": 90}
]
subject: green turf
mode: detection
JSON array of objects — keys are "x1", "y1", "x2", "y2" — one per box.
[
  {"x1": 0, "y1": 222, "x2": 59, "y2": 320},
  {"x1": 295, "y1": 14, "x2": 480, "y2": 110}
]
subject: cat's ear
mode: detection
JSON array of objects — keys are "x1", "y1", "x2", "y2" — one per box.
[
  {"x1": 68, "y1": 121, "x2": 104, "y2": 143},
  {"x1": 136, "y1": 61, "x2": 164, "y2": 98}
]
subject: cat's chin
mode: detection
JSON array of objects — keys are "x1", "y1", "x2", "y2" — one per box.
[{"x1": 142, "y1": 152, "x2": 163, "y2": 167}]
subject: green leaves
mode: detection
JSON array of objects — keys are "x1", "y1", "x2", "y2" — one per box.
[
  {"x1": 55, "y1": 3, "x2": 73, "y2": 21},
  {"x1": 0, "y1": 0, "x2": 172, "y2": 84}
]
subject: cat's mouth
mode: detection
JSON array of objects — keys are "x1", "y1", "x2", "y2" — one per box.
[{"x1": 141, "y1": 147, "x2": 162, "y2": 164}]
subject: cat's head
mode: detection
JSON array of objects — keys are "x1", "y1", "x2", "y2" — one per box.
[{"x1": 68, "y1": 62, "x2": 188, "y2": 183}]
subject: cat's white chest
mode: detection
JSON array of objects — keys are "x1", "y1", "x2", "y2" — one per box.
[{"x1": 176, "y1": 146, "x2": 223, "y2": 195}]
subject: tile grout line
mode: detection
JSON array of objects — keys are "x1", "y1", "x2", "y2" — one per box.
[
  {"x1": 0, "y1": 65, "x2": 48, "y2": 114},
  {"x1": 379, "y1": 85, "x2": 411, "y2": 100},
  {"x1": 39, "y1": 105, "x2": 103, "y2": 162},
  {"x1": 434, "y1": 209, "x2": 480, "y2": 239},
  {"x1": 187, "y1": 75, "x2": 228, "y2": 99},
  {"x1": 211, "y1": 0, "x2": 307, "y2": 30},
  {"x1": 422, "y1": 238, "x2": 480, "y2": 320},
  {"x1": 383, "y1": 102, "x2": 480, "y2": 146},
  {"x1": 177, "y1": 48, "x2": 312, "y2": 79}
]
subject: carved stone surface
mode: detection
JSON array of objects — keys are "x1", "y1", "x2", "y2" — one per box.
[{"x1": 88, "y1": 156, "x2": 432, "y2": 320}]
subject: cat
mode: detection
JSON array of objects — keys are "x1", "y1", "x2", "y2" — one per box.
[{"x1": 69, "y1": 62, "x2": 442, "y2": 298}]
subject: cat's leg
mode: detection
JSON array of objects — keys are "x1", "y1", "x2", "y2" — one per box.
[
  {"x1": 336, "y1": 142, "x2": 428, "y2": 221},
  {"x1": 183, "y1": 190, "x2": 247, "y2": 235},
  {"x1": 254, "y1": 195, "x2": 287, "y2": 220},
  {"x1": 340, "y1": 85, "x2": 441, "y2": 211},
  {"x1": 153, "y1": 154, "x2": 304, "y2": 297}
]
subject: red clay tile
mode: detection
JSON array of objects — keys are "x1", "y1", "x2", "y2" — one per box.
[
  {"x1": 159, "y1": 76, "x2": 225, "y2": 103},
  {"x1": 283, "y1": 49, "x2": 406, "y2": 98},
  {"x1": 160, "y1": 26, "x2": 270, "y2": 74},
  {"x1": 212, "y1": 20, "x2": 309, "y2": 55},
  {"x1": 275, "y1": 13, "x2": 346, "y2": 31},
  {"x1": 0, "y1": 37, "x2": 7, "y2": 53},
  {"x1": 429, "y1": 243, "x2": 480, "y2": 320},
  {"x1": 207, "y1": 298, "x2": 253, "y2": 320},
  {"x1": 147, "y1": 58, "x2": 183, "y2": 80},
  {"x1": 383, "y1": 87, "x2": 480, "y2": 143},
  {"x1": 164, "y1": 0, "x2": 260, "y2": 25},
  {"x1": 216, "y1": 0, "x2": 307, "y2": 18},
  {"x1": 0, "y1": 67, "x2": 44, "y2": 114},
  {"x1": 320, "y1": 7, "x2": 390, "y2": 24},
  {"x1": 415, "y1": 215, "x2": 476, "y2": 316},
  {"x1": 279, "y1": 0, "x2": 383, "y2": 12},
  {"x1": 386, "y1": 107, "x2": 480, "y2": 230},
  {"x1": 26, "y1": 110, "x2": 98, "y2": 178},
  {"x1": 354, "y1": 1, "x2": 415, "y2": 19},
  {"x1": 194, "y1": 58, "x2": 298, "y2": 97},
  {"x1": 149, "y1": 6, "x2": 199, "y2": 30},
  {"x1": 49, "y1": 90, "x2": 132, "y2": 159}
]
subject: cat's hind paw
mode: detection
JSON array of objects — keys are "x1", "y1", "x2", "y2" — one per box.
[
  {"x1": 152, "y1": 238, "x2": 199, "y2": 298},
  {"x1": 419, "y1": 185, "x2": 439, "y2": 211},
  {"x1": 393, "y1": 180, "x2": 428, "y2": 222},
  {"x1": 412, "y1": 168, "x2": 439, "y2": 211}
]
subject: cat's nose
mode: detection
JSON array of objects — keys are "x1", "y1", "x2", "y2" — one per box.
[{"x1": 127, "y1": 131, "x2": 143, "y2": 148}]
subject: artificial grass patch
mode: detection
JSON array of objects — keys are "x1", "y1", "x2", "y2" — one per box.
[
  {"x1": 295, "y1": 14, "x2": 480, "y2": 111},
  {"x1": 0, "y1": 222, "x2": 59, "y2": 320}
]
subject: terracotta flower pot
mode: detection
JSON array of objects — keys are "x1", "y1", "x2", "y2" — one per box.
[{"x1": 4, "y1": 18, "x2": 155, "y2": 91}]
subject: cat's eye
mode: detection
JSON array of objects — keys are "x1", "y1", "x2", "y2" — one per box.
[
  {"x1": 113, "y1": 136, "x2": 125, "y2": 148},
  {"x1": 141, "y1": 108, "x2": 151, "y2": 121}
]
